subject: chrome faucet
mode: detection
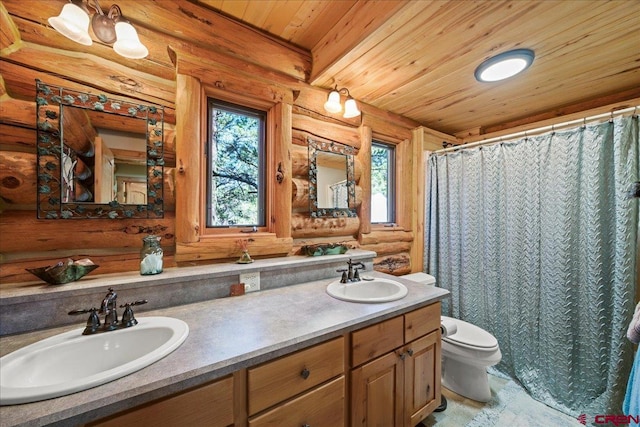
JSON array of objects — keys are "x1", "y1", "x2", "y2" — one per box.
[
  {"x1": 68, "y1": 288, "x2": 147, "y2": 335},
  {"x1": 337, "y1": 258, "x2": 365, "y2": 283}
]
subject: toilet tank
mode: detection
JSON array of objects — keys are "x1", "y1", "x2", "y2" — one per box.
[{"x1": 401, "y1": 272, "x2": 436, "y2": 285}]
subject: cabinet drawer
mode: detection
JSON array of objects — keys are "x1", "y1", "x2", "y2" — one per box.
[
  {"x1": 248, "y1": 337, "x2": 344, "y2": 415},
  {"x1": 405, "y1": 302, "x2": 441, "y2": 342},
  {"x1": 88, "y1": 376, "x2": 234, "y2": 427},
  {"x1": 351, "y1": 316, "x2": 404, "y2": 367},
  {"x1": 249, "y1": 376, "x2": 345, "y2": 427}
]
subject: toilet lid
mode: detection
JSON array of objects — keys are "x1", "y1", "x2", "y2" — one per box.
[{"x1": 442, "y1": 317, "x2": 498, "y2": 349}]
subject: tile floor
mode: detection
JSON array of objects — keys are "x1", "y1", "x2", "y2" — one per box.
[{"x1": 419, "y1": 374, "x2": 583, "y2": 427}]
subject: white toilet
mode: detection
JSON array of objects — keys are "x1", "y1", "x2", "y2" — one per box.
[
  {"x1": 401, "y1": 273, "x2": 502, "y2": 402},
  {"x1": 440, "y1": 316, "x2": 501, "y2": 402}
]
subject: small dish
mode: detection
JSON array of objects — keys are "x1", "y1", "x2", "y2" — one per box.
[
  {"x1": 26, "y1": 259, "x2": 98, "y2": 285},
  {"x1": 303, "y1": 243, "x2": 349, "y2": 256}
]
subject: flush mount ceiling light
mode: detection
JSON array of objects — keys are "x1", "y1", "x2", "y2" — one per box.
[
  {"x1": 324, "y1": 86, "x2": 361, "y2": 119},
  {"x1": 474, "y1": 49, "x2": 535, "y2": 82},
  {"x1": 48, "y1": 0, "x2": 148, "y2": 59}
]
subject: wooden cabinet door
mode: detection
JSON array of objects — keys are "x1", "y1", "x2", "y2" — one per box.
[
  {"x1": 403, "y1": 331, "x2": 441, "y2": 427},
  {"x1": 351, "y1": 350, "x2": 404, "y2": 427}
]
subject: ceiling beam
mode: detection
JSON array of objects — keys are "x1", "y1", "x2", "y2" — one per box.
[
  {"x1": 309, "y1": 0, "x2": 409, "y2": 86},
  {"x1": 2, "y1": 0, "x2": 312, "y2": 82}
]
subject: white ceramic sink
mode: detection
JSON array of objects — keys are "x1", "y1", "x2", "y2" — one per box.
[
  {"x1": 326, "y1": 278, "x2": 408, "y2": 303},
  {"x1": 0, "y1": 316, "x2": 189, "y2": 405}
]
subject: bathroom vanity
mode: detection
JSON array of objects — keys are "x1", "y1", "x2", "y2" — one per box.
[{"x1": 0, "y1": 251, "x2": 448, "y2": 427}]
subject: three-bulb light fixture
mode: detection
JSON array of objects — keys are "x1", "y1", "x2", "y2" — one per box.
[
  {"x1": 48, "y1": 0, "x2": 148, "y2": 59},
  {"x1": 324, "y1": 86, "x2": 361, "y2": 118}
]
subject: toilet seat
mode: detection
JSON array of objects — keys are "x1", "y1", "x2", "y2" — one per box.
[{"x1": 441, "y1": 316, "x2": 498, "y2": 350}]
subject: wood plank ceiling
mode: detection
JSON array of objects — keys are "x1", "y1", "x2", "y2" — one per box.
[
  {"x1": 198, "y1": 0, "x2": 640, "y2": 137},
  {"x1": 3, "y1": 0, "x2": 640, "y2": 137}
]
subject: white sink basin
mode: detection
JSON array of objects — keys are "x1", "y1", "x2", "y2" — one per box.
[
  {"x1": 326, "y1": 278, "x2": 408, "y2": 303},
  {"x1": 0, "y1": 316, "x2": 189, "y2": 405}
]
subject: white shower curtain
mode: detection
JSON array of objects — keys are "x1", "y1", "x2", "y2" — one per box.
[{"x1": 426, "y1": 116, "x2": 639, "y2": 417}]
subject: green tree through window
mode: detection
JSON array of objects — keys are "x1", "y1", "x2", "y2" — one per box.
[
  {"x1": 207, "y1": 99, "x2": 265, "y2": 227},
  {"x1": 371, "y1": 141, "x2": 395, "y2": 223}
]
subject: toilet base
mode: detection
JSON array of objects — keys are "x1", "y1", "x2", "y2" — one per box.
[
  {"x1": 434, "y1": 395, "x2": 447, "y2": 412},
  {"x1": 441, "y1": 357, "x2": 492, "y2": 402}
]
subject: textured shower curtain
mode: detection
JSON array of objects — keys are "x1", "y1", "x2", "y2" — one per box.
[{"x1": 426, "y1": 116, "x2": 639, "y2": 417}]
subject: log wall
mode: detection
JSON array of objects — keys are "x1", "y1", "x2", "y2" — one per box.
[{"x1": 0, "y1": 1, "x2": 443, "y2": 287}]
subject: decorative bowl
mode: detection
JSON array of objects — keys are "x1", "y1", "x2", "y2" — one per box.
[
  {"x1": 302, "y1": 243, "x2": 349, "y2": 257},
  {"x1": 26, "y1": 259, "x2": 99, "y2": 285}
]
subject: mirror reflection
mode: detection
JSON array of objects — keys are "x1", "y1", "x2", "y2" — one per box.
[
  {"x1": 315, "y1": 151, "x2": 348, "y2": 209},
  {"x1": 60, "y1": 108, "x2": 148, "y2": 205},
  {"x1": 308, "y1": 137, "x2": 356, "y2": 218},
  {"x1": 36, "y1": 80, "x2": 164, "y2": 219}
]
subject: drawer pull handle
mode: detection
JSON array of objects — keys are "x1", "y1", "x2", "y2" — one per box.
[
  {"x1": 407, "y1": 348, "x2": 414, "y2": 357},
  {"x1": 399, "y1": 352, "x2": 407, "y2": 361},
  {"x1": 300, "y1": 368, "x2": 310, "y2": 379}
]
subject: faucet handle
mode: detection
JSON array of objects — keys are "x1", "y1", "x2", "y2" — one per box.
[
  {"x1": 119, "y1": 300, "x2": 148, "y2": 328},
  {"x1": 68, "y1": 307, "x2": 101, "y2": 335},
  {"x1": 336, "y1": 268, "x2": 348, "y2": 283},
  {"x1": 120, "y1": 299, "x2": 148, "y2": 308}
]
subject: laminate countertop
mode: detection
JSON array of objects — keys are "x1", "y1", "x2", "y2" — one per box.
[{"x1": 0, "y1": 271, "x2": 449, "y2": 427}]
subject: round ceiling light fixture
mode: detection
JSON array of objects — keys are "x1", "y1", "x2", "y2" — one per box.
[{"x1": 474, "y1": 49, "x2": 535, "y2": 82}]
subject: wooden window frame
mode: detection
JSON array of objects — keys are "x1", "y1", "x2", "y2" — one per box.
[
  {"x1": 371, "y1": 140, "x2": 397, "y2": 225},
  {"x1": 370, "y1": 133, "x2": 410, "y2": 233},
  {"x1": 174, "y1": 69, "x2": 292, "y2": 263}
]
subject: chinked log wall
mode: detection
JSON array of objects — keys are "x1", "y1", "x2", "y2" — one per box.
[{"x1": 0, "y1": 0, "x2": 450, "y2": 286}]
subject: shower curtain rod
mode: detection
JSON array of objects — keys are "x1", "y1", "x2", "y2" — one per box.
[{"x1": 434, "y1": 105, "x2": 639, "y2": 154}]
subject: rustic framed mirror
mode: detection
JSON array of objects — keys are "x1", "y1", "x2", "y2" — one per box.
[
  {"x1": 308, "y1": 137, "x2": 356, "y2": 217},
  {"x1": 35, "y1": 80, "x2": 164, "y2": 219}
]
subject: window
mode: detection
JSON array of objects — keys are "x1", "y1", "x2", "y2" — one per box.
[
  {"x1": 371, "y1": 141, "x2": 395, "y2": 224},
  {"x1": 175, "y1": 70, "x2": 292, "y2": 262},
  {"x1": 206, "y1": 99, "x2": 266, "y2": 228}
]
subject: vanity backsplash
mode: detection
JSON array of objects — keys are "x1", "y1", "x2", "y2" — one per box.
[{"x1": 0, "y1": 250, "x2": 375, "y2": 336}]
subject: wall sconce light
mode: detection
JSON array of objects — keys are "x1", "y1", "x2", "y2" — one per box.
[
  {"x1": 48, "y1": 0, "x2": 148, "y2": 59},
  {"x1": 324, "y1": 86, "x2": 361, "y2": 118}
]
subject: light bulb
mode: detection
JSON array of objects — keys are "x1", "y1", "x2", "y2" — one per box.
[
  {"x1": 113, "y1": 21, "x2": 148, "y2": 59},
  {"x1": 48, "y1": 3, "x2": 92, "y2": 46},
  {"x1": 343, "y1": 97, "x2": 361, "y2": 118},
  {"x1": 324, "y1": 90, "x2": 342, "y2": 114}
]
